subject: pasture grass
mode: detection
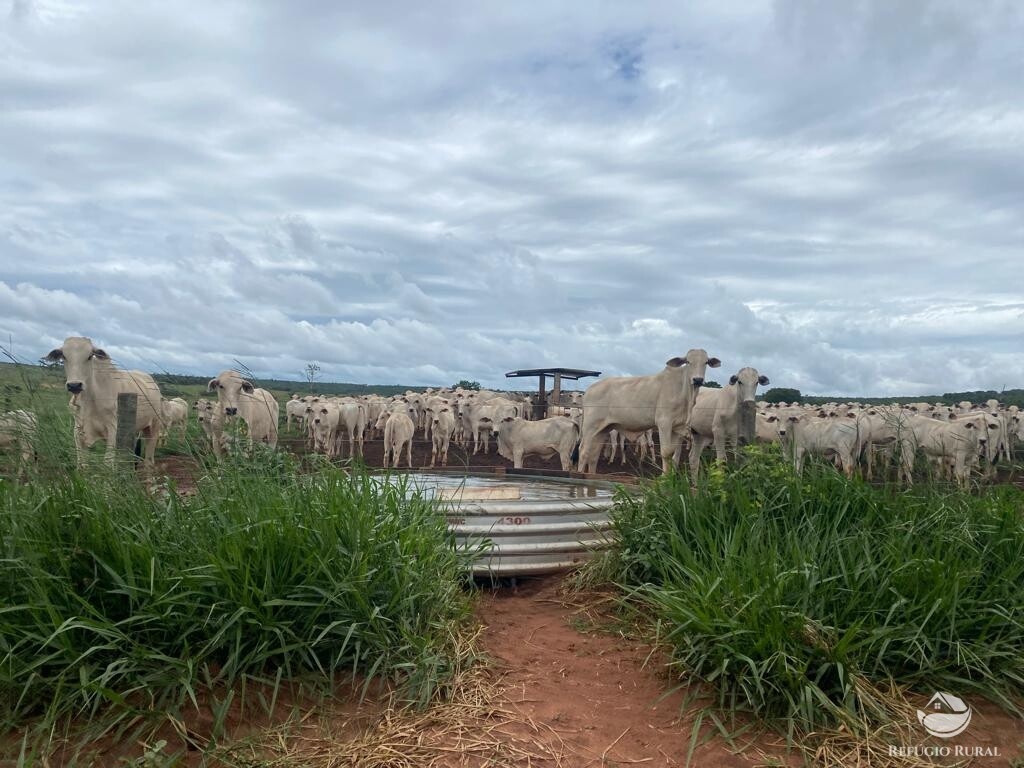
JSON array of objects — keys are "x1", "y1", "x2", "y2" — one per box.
[
  {"x1": 597, "y1": 446, "x2": 1024, "y2": 739},
  {"x1": 0, "y1": 449, "x2": 475, "y2": 759}
]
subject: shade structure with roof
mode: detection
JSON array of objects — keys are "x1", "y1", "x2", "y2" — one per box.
[{"x1": 505, "y1": 367, "x2": 601, "y2": 418}]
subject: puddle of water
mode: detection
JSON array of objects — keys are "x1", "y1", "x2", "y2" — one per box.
[{"x1": 378, "y1": 472, "x2": 617, "y2": 501}]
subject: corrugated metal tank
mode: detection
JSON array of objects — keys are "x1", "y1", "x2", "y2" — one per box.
[{"x1": 409, "y1": 473, "x2": 622, "y2": 577}]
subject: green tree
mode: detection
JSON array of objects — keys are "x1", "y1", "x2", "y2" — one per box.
[
  {"x1": 453, "y1": 379, "x2": 481, "y2": 391},
  {"x1": 761, "y1": 387, "x2": 801, "y2": 403},
  {"x1": 702, "y1": 380, "x2": 722, "y2": 389}
]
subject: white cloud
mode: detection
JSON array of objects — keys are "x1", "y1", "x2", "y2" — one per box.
[{"x1": 1, "y1": 0, "x2": 1022, "y2": 396}]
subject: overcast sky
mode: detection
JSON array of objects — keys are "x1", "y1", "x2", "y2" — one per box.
[{"x1": 1, "y1": 1, "x2": 1022, "y2": 396}]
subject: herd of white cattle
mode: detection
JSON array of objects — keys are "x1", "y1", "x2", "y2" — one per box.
[{"x1": 0, "y1": 337, "x2": 1021, "y2": 487}]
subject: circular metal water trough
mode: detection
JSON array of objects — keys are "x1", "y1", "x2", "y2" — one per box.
[{"x1": 400, "y1": 471, "x2": 624, "y2": 578}]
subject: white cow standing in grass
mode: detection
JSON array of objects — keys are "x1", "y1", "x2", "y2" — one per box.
[
  {"x1": 687, "y1": 367, "x2": 769, "y2": 480},
  {"x1": 577, "y1": 350, "x2": 721, "y2": 474},
  {"x1": 207, "y1": 370, "x2": 279, "y2": 455},
  {"x1": 159, "y1": 397, "x2": 189, "y2": 444},
  {"x1": 46, "y1": 337, "x2": 163, "y2": 467}
]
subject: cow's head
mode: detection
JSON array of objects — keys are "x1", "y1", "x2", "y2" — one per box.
[
  {"x1": 46, "y1": 336, "x2": 109, "y2": 395},
  {"x1": 727, "y1": 367, "x2": 769, "y2": 404},
  {"x1": 208, "y1": 370, "x2": 254, "y2": 417},
  {"x1": 666, "y1": 349, "x2": 721, "y2": 390}
]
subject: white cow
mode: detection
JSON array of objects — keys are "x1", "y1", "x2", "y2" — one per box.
[
  {"x1": 429, "y1": 407, "x2": 457, "y2": 467},
  {"x1": 207, "y1": 370, "x2": 280, "y2": 455},
  {"x1": 378, "y1": 409, "x2": 414, "y2": 468},
  {"x1": 159, "y1": 397, "x2": 189, "y2": 444},
  {"x1": 194, "y1": 398, "x2": 224, "y2": 451},
  {"x1": 311, "y1": 401, "x2": 343, "y2": 457},
  {"x1": 687, "y1": 367, "x2": 769, "y2": 479},
  {"x1": 493, "y1": 416, "x2": 579, "y2": 471},
  {"x1": 45, "y1": 337, "x2": 163, "y2": 467},
  {"x1": 285, "y1": 396, "x2": 308, "y2": 430},
  {"x1": 778, "y1": 412, "x2": 863, "y2": 478},
  {"x1": 577, "y1": 350, "x2": 721, "y2": 474},
  {"x1": 898, "y1": 413, "x2": 987, "y2": 487},
  {"x1": 336, "y1": 399, "x2": 367, "y2": 458},
  {"x1": 0, "y1": 409, "x2": 37, "y2": 468}
]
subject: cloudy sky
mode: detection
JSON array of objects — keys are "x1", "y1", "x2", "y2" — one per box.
[{"x1": 1, "y1": 1, "x2": 1022, "y2": 396}]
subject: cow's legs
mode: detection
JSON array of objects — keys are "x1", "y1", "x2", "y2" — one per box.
[
  {"x1": 689, "y1": 433, "x2": 712, "y2": 479},
  {"x1": 141, "y1": 426, "x2": 158, "y2": 467}
]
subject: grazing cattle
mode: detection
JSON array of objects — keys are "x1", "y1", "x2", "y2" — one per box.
[
  {"x1": 159, "y1": 397, "x2": 189, "y2": 444},
  {"x1": 687, "y1": 367, "x2": 769, "y2": 479},
  {"x1": 0, "y1": 409, "x2": 37, "y2": 468},
  {"x1": 429, "y1": 407, "x2": 456, "y2": 467},
  {"x1": 380, "y1": 410, "x2": 414, "y2": 468},
  {"x1": 493, "y1": 416, "x2": 579, "y2": 471},
  {"x1": 898, "y1": 413, "x2": 987, "y2": 487},
  {"x1": 577, "y1": 350, "x2": 721, "y2": 474},
  {"x1": 207, "y1": 370, "x2": 279, "y2": 454},
  {"x1": 45, "y1": 337, "x2": 163, "y2": 467},
  {"x1": 778, "y1": 412, "x2": 863, "y2": 478}
]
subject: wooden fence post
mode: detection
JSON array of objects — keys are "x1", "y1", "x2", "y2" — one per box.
[
  {"x1": 115, "y1": 392, "x2": 139, "y2": 464},
  {"x1": 738, "y1": 401, "x2": 756, "y2": 446}
]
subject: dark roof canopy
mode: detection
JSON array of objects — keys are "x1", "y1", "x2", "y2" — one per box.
[{"x1": 505, "y1": 367, "x2": 601, "y2": 380}]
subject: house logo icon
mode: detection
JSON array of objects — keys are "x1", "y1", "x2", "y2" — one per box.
[{"x1": 917, "y1": 692, "x2": 972, "y2": 738}]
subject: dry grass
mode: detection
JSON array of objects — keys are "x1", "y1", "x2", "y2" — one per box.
[{"x1": 211, "y1": 628, "x2": 567, "y2": 768}]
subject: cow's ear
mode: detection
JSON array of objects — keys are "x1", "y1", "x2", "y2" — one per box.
[
  {"x1": 241, "y1": 381, "x2": 255, "y2": 393},
  {"x1": 666, "y1": 356, "x2": 687, "y2": 367},
  {"x1": 758, "y1": 375, "x2": 770, "y2": 386},
  {"x1": 45, "y1": 348, "x2": 64, "y2": 361},
  {"x1": 707, "y1": 357, "x2": 721, "y2": 368},
  {"x1": 729, "y1": 374, "x2": 739, "y2": 385},
  {"x1": 207, "y1": 378, "x2": 219, "y2": 391}
]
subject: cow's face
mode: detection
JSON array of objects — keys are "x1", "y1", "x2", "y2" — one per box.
[
  {"x1": 728, "y1": 367, "x2": 769, "y2": 404},
  {"x1": 208, "y1": 370, "x2": 254, "y2": 417},
  {"x1": 46, "y1": 336, "x2": 108, "y2": 395},
  {"x1": 375, "y1": 411, "x2": 390, "y2": 430},
  {"x1": 666, "y1": 348, "x2": 721, "y2": 390}
]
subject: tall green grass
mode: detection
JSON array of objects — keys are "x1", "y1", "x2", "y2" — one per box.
[
  {"x1": 605, "y1": 447, "x2": 1024, "y2": 734},
  {"x1": 0, "y1": 451, "x2": 474, "y2": 753}
]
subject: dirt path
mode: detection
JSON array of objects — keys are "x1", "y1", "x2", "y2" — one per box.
[{"x1": 470, "y1": 577, "x2": 783, "y2": 767}]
